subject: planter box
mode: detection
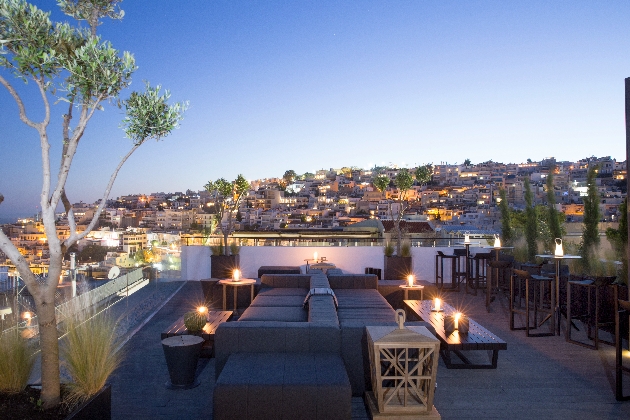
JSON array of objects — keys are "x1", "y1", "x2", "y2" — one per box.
[
  {"x1": 65, "y1": 383, "x2": 111, "y2": 420},
  {"x1": 384, "y1": 256, "x2": 412, "y2": 280},
  {"x1": 211, "y1": 254, "x2": 240, "y2": 279}
]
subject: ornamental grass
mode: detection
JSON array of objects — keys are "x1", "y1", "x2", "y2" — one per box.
[
  {"x1": 61, "y1": 307, "x2": 122, "y2": 405},
  {"x1": 0, "y1": 332, "x2": 35, "y2": 393}
]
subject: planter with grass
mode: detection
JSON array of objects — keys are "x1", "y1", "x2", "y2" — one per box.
[
  {"x1": 210, "y1": 243, "x2": 241, "y2": 279},
  {"x1": 383, "y1": 241, "x2": 413, "y2": 280}
]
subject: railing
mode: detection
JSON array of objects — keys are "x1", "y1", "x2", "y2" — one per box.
[
  {"x1": 181, "y1": 235, "x2": 494, "y2": 248},
  {"x1": 0, "y1": 268, "x2": 145, "y2": 338}
]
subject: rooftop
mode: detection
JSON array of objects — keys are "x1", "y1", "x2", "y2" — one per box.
[{"x1": 107, "y1": 278, "x2": 630, "y2": 420}]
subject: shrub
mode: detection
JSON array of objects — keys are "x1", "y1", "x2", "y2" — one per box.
[
  {"x1": 184, "y1": 311, "x2": 207, "y2": 333},
  {"x1": 61, "y1": 308, "x2": 122, "y2": 405},
  {"x1": 383, "y1": 242, "x2": 395, "y2": 257},
  {"x1": 229, "y1": 241, "x2": 240, "y2": 255},
  {"x1": 0, "y1": 332, "x2": 35, "y2": 393},
  {"x1": 400, "y1": 240, "x2": 412, "y2": 258},
  {"x1": 210, "y1": 243, "x2": 224, "y2": 256}
]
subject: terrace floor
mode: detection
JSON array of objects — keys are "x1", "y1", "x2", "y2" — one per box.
[{"x1": 108, "y1": 279, "x2": 630, "y2": 420}]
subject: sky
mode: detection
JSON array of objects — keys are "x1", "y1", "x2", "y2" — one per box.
[{"x1": 1, "y1": 0, "x2": 630, "y2": 221}]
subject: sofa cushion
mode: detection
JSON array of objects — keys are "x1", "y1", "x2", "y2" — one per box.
[
  {"x1": 261, "y1": 274, "x2": 311, "y2": 289},
  {"x1": 334, "y1": 289, "x2": 393, "y2": 310},
  {"x1": 214, "y1": 322, "x2": 342, "y2": 379},
  {"x1": 307, "y1": 295, "x2": 339, "y2": 325},
  {"x1": 214, "y1": 352, "x2": 351, "y2": 420},
  {"x1": 257, "y1": 287, "x2": 308, "y2": 297},
  {"x1": 303, "y1": 288, "x2": 338, "y2": 309},
  {"x1": 250, "y1": 294, "x2": 305, "y2": 307},
  {"x1": 327, "y1": 274, "x2": 378, "y2": 290},
  {"x1": 239, "y1": 306, "x2": 307, "y2": 322}
]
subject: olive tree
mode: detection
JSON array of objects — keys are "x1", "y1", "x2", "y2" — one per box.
[
  {"x1": 373, "y1": 169, "x2": 414, "y2": 256},
  {"x1": 204, "y1": 175, "x2": 250, "y2": 255},
  {"x1": 0, "y1": 0, "x2": 186, "y2": 408}
]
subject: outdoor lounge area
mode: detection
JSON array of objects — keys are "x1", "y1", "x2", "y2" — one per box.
[{"x1": 103, "y1": 257, "x2": 630, "y2": 420}]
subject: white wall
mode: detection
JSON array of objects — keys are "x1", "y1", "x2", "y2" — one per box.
[
  {"x1": 180, "y1": 245, "x2": 487, "y2": 282},
  {"x1": 180, "y1": 245, "x2": 211, "y2": 280}
]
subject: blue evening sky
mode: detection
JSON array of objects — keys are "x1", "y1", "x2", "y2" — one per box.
[{"x1": 1, "y1": 1, "x2": 629, "y2": 220}]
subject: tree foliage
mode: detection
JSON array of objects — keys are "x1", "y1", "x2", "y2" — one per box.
[
  {"x1": 580, "y1": 165, "x2": 601, "y2": 272},
  {"x1": 0, "y1": 0, "x2": 186, "y2": 408},
  {"x1": 546, "y1": 169, "x2": 562, "y2": 242},
  {"x1": 415, "y1": 164, "x2": 433, "y2": 185},
  {"x1": 524, "y1": 177, "x2": 538, "y2": 261},
  {"x1": 204, "y1": 175, "x2": 249, "y2": 255},
  {"x1": 282, "y1": 169, "x2": 296, "y2": 184},
  {"x1": 498, "y1": 188, "x2": 513, "y2": 244},
  {"x1": 373, "y1": 174, "x2": 390, "y2": 193}
]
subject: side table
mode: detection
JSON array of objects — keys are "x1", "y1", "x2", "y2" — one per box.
[
  {"x1": 400, "y1": 284, "x2": 424, "y2": 300},
  {"x1": 218, "y1": 279, "x2": 256, "y2": 313}
]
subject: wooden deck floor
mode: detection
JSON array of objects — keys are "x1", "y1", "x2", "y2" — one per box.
[{"x1": 108, "y1": 280, "x2": 630, "y2": 420}]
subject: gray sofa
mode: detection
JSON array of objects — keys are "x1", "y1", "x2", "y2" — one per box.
[{"x1": 213, "y1": 271, "x2": 434, "y2": 419}]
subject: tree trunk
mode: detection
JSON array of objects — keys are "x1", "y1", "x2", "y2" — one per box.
[{"x1": 37, "y1": 287, "x2": 61, "y2": 409}]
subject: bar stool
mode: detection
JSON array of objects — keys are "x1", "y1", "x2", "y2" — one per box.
[
  {"x1": 614, "y1": 286, "x2": 630, "y2": 401},
  {"x1": 468, "y1": 252, "x2": 491, "y2": 295},
  {"x1": 486, "y1": 258, "x2": 513, "y2": 310},
  {"x1": 566, "y1": 276, "x2": 617, "y2": 349},
  {"x1": 510, "y1": 269, "x2": 555, "y2": 336},
  {"x1": 435, "y1": 250, "x2": 460, "y2": 291}
]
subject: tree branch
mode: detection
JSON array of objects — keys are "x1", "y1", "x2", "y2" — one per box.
[
  {"x1": 66, "y1": 143, "x2": 141, "y2": 246},
  {"x1": 0, "y1": 229, "x2": 40, "y2": 292},
  {"x1": 0, "y1": 74, "x2": 39, "y2": 129}
]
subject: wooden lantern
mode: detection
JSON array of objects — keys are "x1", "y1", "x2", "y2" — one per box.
[{"x1": 366, "y1": 310, "x2": 441, "y2": 419}]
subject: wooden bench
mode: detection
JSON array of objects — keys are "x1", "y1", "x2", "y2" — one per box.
[
  {"x1": 161, "y1": 310, "x2": 233, "y2": 358},
  {"x1": 404, "y1": 299, "x2": 507, "y2": 369}
]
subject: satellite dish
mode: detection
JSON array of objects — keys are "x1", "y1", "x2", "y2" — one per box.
[{"x1": 108, "y1": 266, "x2": 120, "y2": 279}]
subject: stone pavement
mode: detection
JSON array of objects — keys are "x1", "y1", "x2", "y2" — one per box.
[{"x1": 108, "y1": 280, "x2": 630, "y2": 420}]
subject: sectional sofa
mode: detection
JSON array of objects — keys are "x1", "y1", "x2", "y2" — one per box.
[{"x1": 213, "y1": 270, "x2": 435, "y2": 420}]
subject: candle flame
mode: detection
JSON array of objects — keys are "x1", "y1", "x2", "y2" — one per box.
[
  {"x1": 407, "y1": 275, "x2": 414, "y2": 287},
  {"x1": 434, "y1": 298, "x2": 441, "y2": 311},
  {"x1": 198, "y1": 306, "x2": 207, "y2": 314},
  {"x1": 233, "y1": 269, "x2": 240, "y2": 281}
]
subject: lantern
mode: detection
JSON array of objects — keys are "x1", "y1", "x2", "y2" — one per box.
[{"x1": 366, "y1": 310, "x2": 441, "y2": 418}]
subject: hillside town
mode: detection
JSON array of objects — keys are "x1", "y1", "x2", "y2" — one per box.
[{"x1": 0, "y1": 155, "x2": 626, "y2": 276}]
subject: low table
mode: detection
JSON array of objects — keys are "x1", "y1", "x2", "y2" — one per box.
[
  {"x1": 218, "y1": 279, "x2": 256, "y2": 313},
  {"x1": 161, "y1": 310, "x2": 233, "y2": 358},
  {"x1": 404, "y1": 299, "x2": 507, "y2": 369},
  {"x1": 399, "y1": 284, "x2": 424, "y2": 300}
]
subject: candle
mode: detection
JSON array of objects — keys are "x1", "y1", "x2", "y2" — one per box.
[
  {"x1": 454, "y1": 312, "x2": 461, "y2": 330},
  {"x1": 233, "y1": 269, "x2": 240, "y2": 281},
  {"x1": 198, "y1": 306, "x2": 207, "y2": 314},
  {"x1": 407, "y1": 275, "x2": 414, "y2": 287},
  {"x1": 554, "y1": 238, "x2": 563, "y2": 257},
  {"x1": 434, "y1": 298, "x2": 441, "y2": 311},
  {"x1": 314, "y1": 251, "x2": 318, "y2": 262},
  {"x1": 493, "y1": 234, "x2": 501, "y2": 249},
  {"x1": 464, "y1": 233, "x2": 470, "y2": 244}
]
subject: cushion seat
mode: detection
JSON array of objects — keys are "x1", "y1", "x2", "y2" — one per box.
[
  {"x1": 215, "y1": 352, "x2": 351, "y2": 420},
  {"x1": 239, "y1": 306, "x2": 307, "y2": 322}
]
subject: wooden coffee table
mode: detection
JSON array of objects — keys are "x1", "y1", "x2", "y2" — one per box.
[
  {"x1": 161, "y1": 310, "x2": 233, "y2": 358},
  {"x1": 404, "y1": 299, "x2": 507, "y2": 369}
]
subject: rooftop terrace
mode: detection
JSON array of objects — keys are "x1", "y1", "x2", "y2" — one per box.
[{"x1": 107, "y1": 277, "x2": 630, "y2": 420}]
